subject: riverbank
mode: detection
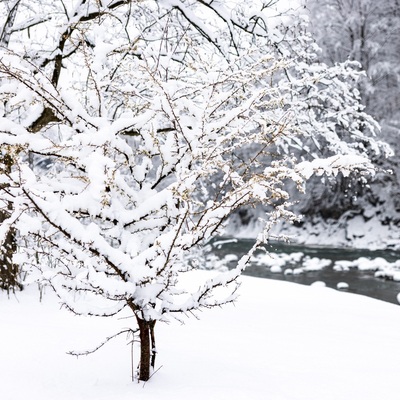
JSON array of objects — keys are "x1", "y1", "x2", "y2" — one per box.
[
  {"x1": 207, "y1": 237, "x2": 400, "y2": 304},
  {"x1": 224, "y1": 212, "x2": 400, "y2": 251}
]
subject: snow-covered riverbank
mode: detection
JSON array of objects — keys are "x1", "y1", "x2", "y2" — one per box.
[
  {"x1": 2, "y1": 272, "x2": 400, "y2": 400},
  {"x1": 208, "y1": 237, "x2": 400, "y2": 304},
  {"x1": 225, "y1": 212, "x2": 400, "y2": 251}
]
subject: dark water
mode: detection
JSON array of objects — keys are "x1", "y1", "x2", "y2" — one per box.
[{"x1": 209, "y1": 238, "x2": 400, "y2": 305}]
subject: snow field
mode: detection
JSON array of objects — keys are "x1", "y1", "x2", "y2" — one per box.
[{"x1": 2, "y1": 273, "x2": 400, "y2": 400}]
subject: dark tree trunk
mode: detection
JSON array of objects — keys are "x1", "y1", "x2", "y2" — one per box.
[
  {"x1": 0, "y1": 209, "x2": 21, "y2": 293},
  {"x1": 0, "y1": 152, "x2": 21, "y2": 293},
  {"x1": 136, "y1": 317, "x2": 156, "y2": 381}
]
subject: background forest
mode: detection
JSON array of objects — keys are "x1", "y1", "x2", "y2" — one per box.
[
  {"x1": 230, "y1": 0, "x2": 400, "y2": 249},
  {"x1": 307, "y1": 0, "x2": 400, "y2": 244}
]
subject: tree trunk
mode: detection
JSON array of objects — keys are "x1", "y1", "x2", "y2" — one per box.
[
  {"x1": 0, "y1": 152, "x2": 20, "y2": 293},
  {"x1": 0, "y1": 213, "x2": 20, "y2": 293},
  {"x1": 136, "y1": 317, "x2": 156, "y2": 381}
]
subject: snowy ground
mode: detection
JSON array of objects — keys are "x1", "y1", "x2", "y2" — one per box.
[{"x1": 2, "y1": 273, "x2": 400, "y2": 400}]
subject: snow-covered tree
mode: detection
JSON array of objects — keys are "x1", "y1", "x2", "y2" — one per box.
[
  {"x1": 0, "y1": 0, "x2": 389, "y2": 381},
  {"x1": 307, "y1": 0, "x2": 400, "y2": 119},
  {"x1": 306, "y1": 0, "x2": 400, "y2": 226}
]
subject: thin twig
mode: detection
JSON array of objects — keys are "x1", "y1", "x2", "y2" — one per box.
[{"x1": 67, "y1": 328, "x2": 137, "y2": 356}]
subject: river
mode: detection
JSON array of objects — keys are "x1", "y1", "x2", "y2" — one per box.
[{"x1": 209, "y1": 238, "x2": 400, "y2": 305}]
